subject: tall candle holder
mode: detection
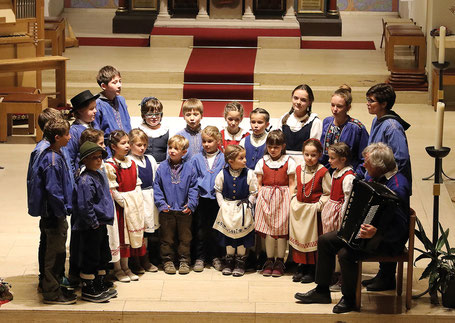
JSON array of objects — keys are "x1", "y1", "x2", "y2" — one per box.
[
  {"x1": 415, "y1": 60, "x2": 454, "y2": 304},
  {"x1": 422, "y1": 61, "x2": 454, "y2": 181}
]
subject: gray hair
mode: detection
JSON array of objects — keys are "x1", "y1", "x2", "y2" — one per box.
[{"x1": 362, "y1": 142, "x2": 397, "y2": 173}]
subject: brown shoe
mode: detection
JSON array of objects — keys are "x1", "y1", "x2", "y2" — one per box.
[
  {"x1": 271, "y1": 258, "x2": 285, "y2": 277},
  {"x1": 193, "y1": 259, "x2": 205, "y2": 272},
  {"x1": 232, "y1": 255, "x2": 247, "y2": 277},
  {"x1": 222, "y1": 255, "x2": 235, "y2": 275},
  {"x1": 261, "y1": 258, "x2": 274, "y2": 277},
  {"x1": 179, "y1": 261, "x2": 190, "y2": 275},
  {"x1": 163, "y1": 261, "x2": 176, "y2": 275}
]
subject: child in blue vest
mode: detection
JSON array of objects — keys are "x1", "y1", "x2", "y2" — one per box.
[
  {"x1": 240, "y1": 107, "x2": 270, "y2": 170},
  {"x1": 28, "y1": 119, "x2": 75, "y2": 305},
  {"x1": 138, "y1": 97, "x2": 169, "y2": 163},
  {"x1": 190, "y1": 126, "x2": 226, "y2": 272},
  {"x1": 129, "y1": 128, "x2": 160, "y2": 273},
  {"x1": 213, "y1": 145, "x2": 258, "y2": 277},
  {"x1": 94, "y1": 65, "x2": 132, "y2": 154},
  {"x1": 72, "y1": 142, "x2": 117, "y2": 303}
]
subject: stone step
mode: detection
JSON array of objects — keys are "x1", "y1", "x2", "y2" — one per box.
[{"x1": 43, "y1": 82, "x2": 429, "y2": 106}]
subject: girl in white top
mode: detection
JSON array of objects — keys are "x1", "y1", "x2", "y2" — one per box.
[
  {"x1": 278, "y1": 84, "x2": 323, "y2": 164},
  {"x1": 254, "y1": 130, "x2": 296, "y2": 277},
  {"x1": 321, "y1": 142, "x2": 355, "y2": 234},
  {"x1": 129, "y1": 129, "x2": 160, "y2": 273},
  {"x1": 138, "y1": 97, "x2": 169, "y2": 164}
]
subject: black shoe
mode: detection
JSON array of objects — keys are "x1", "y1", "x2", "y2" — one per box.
[
  {"x1": 333, "y1": 296, "x2": 356, "y2": 314},
  {"x1": 95, "y1": 275, "x2": 118, "y2": 299},
  {"x1": 300, "y1": 265, "x2": 315, "y2": 283},
  {"x1": 81, "y1": 279, "x2": 112, "y2": 303},
  {"x1": 43, "y1": 293, "x2": 77, "y2": 305},
  {"x1": 361, "y1": 274, "x2": 379, "y2": 287},
  {"x1": 366, "y1": 276, "x2": 396, "y2": 291},
  {"x1": 222, "y1": 255, "x2": 235, "y2": 276},
  {"x1": 292, "y1": 265, "x2": 304, "y2": 282},
  {"x1": 294, "y1": 288, "x2": 331, "y2": 304}
]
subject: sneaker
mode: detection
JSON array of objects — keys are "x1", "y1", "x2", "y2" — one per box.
[
  {"x1": 329, "y1": 280, "x2": 342, "y2": 292},
  {"x1": 81, "y1": 279, "x2": 112, "y2": 303},
  {"x1": 179, "y1": 261, "x2": 190, "y2": 275},
  {"x1": 124, "y1": 269, "x2": 139, "y2": 281},
  {"x1": 212, "y1": 258, "x2": 223, "y2": 271},
  {"x1": 95, "y1": 275, "x2": 118, "y2": 299},
  {"x1": 193, "y1": 259, "x2": 205, "y2": 272},
  {"x1": 60, "y1": 276, "x2": 79, "y2": 290},
  {"x1": 271, "y1": 258, "x2": 285, "y2": 277},
  {"x1": 232, "y1": 255, "x2": 246, "y2": 277},
  {"x1": 163, "y1": 261, "x2": 177, "y2": 275},
  {"x1": 114, "y1": 269, "x2": 130, "y2": 283},
  {"x1": 43, "y1": 293, "x2": 77, "y2": 305},
  {"x1": 222, "y1": 255, "x2": 235, "y2": 276},
  {"x1": 261, "y1": 258, "x2": 274, "y2": 277}
]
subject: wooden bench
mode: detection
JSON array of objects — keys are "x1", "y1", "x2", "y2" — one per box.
[
  {"x1": 385, "y1": 25, "x2": 426, "y2": 71},
  {"x1": 431, "y1": 68, "x2": 455, "y2": 107},
  {"x1": 0, "y1": 87, "x2": 39, "y2": 135},
  {"x1": 0, "y1": 56, "x2": 68, "y2": 108},
  {"x1": 0, "y1": 93, "x2": 48, "y2": 142}
]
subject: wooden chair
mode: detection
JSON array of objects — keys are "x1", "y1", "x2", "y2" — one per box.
[
  {"x1": 0, "y1": 87, "x2": 39, "y2": 135},
  {"x1": 385, "y1": 25, "x2": 426, "y2": 71},
  {"x1": 381, "y1": 17, "x2": 414, "y2": 48},
  {"x1": 355, "y1": 208, "x2": 416, "y2": 311},
  {"x1": 44, "y1": 17, "x2": 65, "y2": 56},
  {"x1": 0, "y1": 93, "x2": 48, "y2": 142}
]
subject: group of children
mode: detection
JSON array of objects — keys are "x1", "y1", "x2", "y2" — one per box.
[{"x1": 27, "y1": 64, "x2": 412, "y2": 306}]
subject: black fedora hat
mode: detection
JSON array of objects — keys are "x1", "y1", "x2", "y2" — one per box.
[{"x1": 70, "y1": 90, "x2": 100, "y2": 111}]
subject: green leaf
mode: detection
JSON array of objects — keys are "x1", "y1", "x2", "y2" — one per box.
[
  {"x1": 415, "y1": 218, "x2": 434, "y2": 250},
  {"x1": 439, "y1": 223, "x2": 451, "y2": 251}
]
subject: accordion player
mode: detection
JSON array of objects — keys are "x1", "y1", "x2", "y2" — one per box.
[{"x1": 337, "y1": 178, "x2": 401, "y2": 251}]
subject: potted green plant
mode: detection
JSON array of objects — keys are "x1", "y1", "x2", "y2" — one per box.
[{"x1": 414, "y1": 218, "x2": 455, "y2": 308}]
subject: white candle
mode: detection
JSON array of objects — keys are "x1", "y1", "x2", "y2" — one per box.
[
  {"x1": 435, "y1": 102, "x2": 445, "y2": 150},
  {"x1": 438, "y1": 26, "x2": 446, "y2": 64}
]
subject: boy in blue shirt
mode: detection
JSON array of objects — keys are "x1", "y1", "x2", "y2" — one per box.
[
  {"x1": 26, "y1": 108, "x2": 75, "y2": 293},
  {"x1": 154, "y1": 135, "x2": 198, "y2": 275},
  {"x1": 28, "y1": 119, "x2": 75, "y2": 304},
  {"x1": 94, "y1": 65, "x2": 132, "y2": 153},
  {"x1": 190, "y1": 126, "x2": 225, "y2": 272},
  {"x1": 176, "y1": 98, "x2": 203, "y2": 160},
  {"x1": 72, "y1": 141, "x2": 117, "y2": 303}
]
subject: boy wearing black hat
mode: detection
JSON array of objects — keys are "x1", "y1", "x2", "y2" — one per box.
[
  {"x1": 66, "y1": 90, "x2": 100, "y2": 288},
  {"x1": 72, "y1": 141, "x2": 117, "y2": 303},
  {"x1": 67, "y1": 90, "x2": 100, "y2": 175}
]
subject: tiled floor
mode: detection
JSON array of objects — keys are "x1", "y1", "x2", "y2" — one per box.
[{"x1": 1, "y1": 8, "x2": 455, "y2": 322}]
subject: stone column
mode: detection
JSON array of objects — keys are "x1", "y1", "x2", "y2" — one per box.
[
  {"x1": 242, "y1": 0, "x2": 255, "y2": 20},
  {"x1": 116, "y1": 0, "x2": 128, "y2": 13},
  {"x1": 283, "y1": 0, "x2": 296, "y2": 21},
  {"x1": 328, "y1": 0, "x2": 338, "y2": 16},
  {"x1": 196, "y1": 0, "x2": 209, "y2": 20},
  {"x1": 157, "y1": 0, "x2": 170, "y2": 19}
]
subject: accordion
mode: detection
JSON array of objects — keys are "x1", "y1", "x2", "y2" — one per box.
[{"x1": 337, "y1": 178, "x2": 400, "y2": 250}]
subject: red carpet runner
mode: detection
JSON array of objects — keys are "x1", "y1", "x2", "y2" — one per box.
[{"x1": 152, "y1": 27, "x2": 300, "y2": 117}]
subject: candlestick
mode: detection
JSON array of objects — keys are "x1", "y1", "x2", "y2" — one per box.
[
  {"x1": 438, "y1": 26, "x2": 446, "y2": 64},
  {"x1": 435, "y1": 102, "x2": 445, "y2": 150}
]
